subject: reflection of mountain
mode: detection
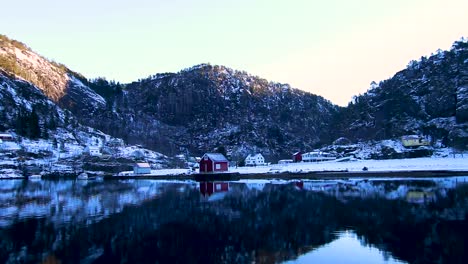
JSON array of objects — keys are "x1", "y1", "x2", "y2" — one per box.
[
  {"x1": 0, "y1": 179, "x2": 467, "y2": 263},
  {"x1": 0, "y1": 180, "x2": 196, "y2": 228},
  {"x1": 285, "y1": 231, "x2": 404, "y2": 264},
  {"x1": 301, "y1": 178, "x2": 464, "y2": 203}
]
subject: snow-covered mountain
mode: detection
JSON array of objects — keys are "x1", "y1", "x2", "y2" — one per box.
[
  {"x1": 331, "y1": 38, "x2": 468, "y2": 149},
  {"x1": 82, "y1": 64, "x2": 339, "y2": 160},
  {"x1": 1, "y1": 34, "x2": 467, "y2": 163}
]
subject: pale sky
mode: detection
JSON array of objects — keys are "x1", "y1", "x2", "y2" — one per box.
[{"x1": 1, "y1": 0, "x2": 467, "y2": 106}]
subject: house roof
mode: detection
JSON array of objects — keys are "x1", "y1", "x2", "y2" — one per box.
[
  {"x1": 203, "y1": 153, "x2": 229, "y2": 162},
  {"x1": 246, "y1": 154, "x2": 263, "y2": 159},
  {"x1": 135, "y1": 163, "x2": 151, "y2": 168},
  {"x1": 293, "y1": 152, "x2": 301, "y2": 155},
  {"x1": 86, "y1": 146, "x2": 100, "y2": 150},
  {"x1": 402, "y1": 135, "x2": 423, "y2": 140}
]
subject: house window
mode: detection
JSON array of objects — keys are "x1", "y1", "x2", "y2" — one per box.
[
  {"x1": 216, "y1": 184, "x2": 222, "y2": 191},
  {"x1": 215, "y1": 164, "x2": 221, "y2": 170}
]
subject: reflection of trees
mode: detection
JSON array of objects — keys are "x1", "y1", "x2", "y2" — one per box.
[
  {"x1": 0, "y1": 182, "x2": 467, "y2": 263},
  {"x1": 347, "y1": 184, "x2": 468, "y2": 264}
]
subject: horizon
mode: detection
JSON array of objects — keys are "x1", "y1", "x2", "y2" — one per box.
[{"x1": 1, "y1": 0, "x2": 468, "y2": 106}]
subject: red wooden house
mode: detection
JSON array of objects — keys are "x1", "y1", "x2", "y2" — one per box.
[
  {"x1": 199, "y1": 153, "x2": 229, "y2": 173},
  {"x1": 292, "y1": 152, "x2": 302, "y2": 162}
]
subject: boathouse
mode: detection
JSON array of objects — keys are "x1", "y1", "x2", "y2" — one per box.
[
  {"x1": 292, "y1": 152, "x2": 302, "y2": 162},
  {"x1": 133, "y1": 163, "x2": 151, "y2": 174},
  {"x1": 199, "y1": 153, "x2": 229, "y2": 173}
]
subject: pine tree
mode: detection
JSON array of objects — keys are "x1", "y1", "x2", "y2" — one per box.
[{"x1": 27, "y1": 108, "x2": 41, "y2": 139}]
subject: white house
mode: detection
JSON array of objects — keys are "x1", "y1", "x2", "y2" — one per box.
[
  {"x1": 245, "y1": 153, "x2": 266, "y2": 166},
  {"x1": 84, "y1": 146, "x2": 102, "y2": 156},
  {"x1": 401, "y1": 135, "x2": 430, "y2": 147}
]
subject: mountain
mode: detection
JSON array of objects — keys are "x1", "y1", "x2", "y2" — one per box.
[
  {"x1": 330, "y1": 38, "x2": 468, "y2": 150},
  {"x1": 0, "y1": 68, "x2": 102, "y2": 146},
  {"x1": 1, "y1": 34, "x2": 467, "y2": 162},
  {"x1": 0, "y1": 35, "x2": 114, "y2": 143},
  {"x1": 0, "y1": 36, "x2": 169, "y2": 173},
  {"x1": 0, "y1": 34, "x2": 338, "y2": 160},
  {"x1": 72, "y1": 64, "x2": 339, "y2": 160}
]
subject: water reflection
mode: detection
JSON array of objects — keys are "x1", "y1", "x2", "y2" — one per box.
[
  {"x1": 285, "y1": 231, "x2": 405, "y2": 264},
  {"x1": 0, "y1": 179, "x2": 197, "y2": 228},
  {"x1": 199, "y1": 181, "x2": 230, "y2": 201},
  {"x1": 0, "y1": 177, "x2": 467, "y2": 263}
]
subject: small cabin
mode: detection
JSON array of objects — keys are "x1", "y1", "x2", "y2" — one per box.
[
  {"x1": 199, "y1": 153, "x2": 229, "y2": 173},
  {"x1": 245, "y1": 153, "x2": 266, "y2": 166},
  {"x1": 133, "y1": 163, "x2": 151, "y2": 174},
  {"x1": 278, "y1": 159, "x2": 293, "y2": 164},
  {"x1": 292, "y1": 152, "x2": 302, "y2": 162},
  {"x1": 401, "y1": 135, "x2": 430, "y2": 147},
  {"x1": 84, "y1": 146, "x2": 102, "y2": 156}
]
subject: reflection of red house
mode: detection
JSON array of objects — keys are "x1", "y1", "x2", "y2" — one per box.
[
  {"x1": 199, "y1": 153, "x2": 229, "y2": 173},
  {"x1": 199, "y1": 182, "x2": 229, "y2": 197},
  {"x1": 294, "y1": 181, "x2": 304, "y2": 190},
  {"x1": 292, "y1": 152, "x2": 302, "y2": 162}
]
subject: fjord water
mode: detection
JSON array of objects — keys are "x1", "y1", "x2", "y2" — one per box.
[{"x1": 0, "y1": 177, "x2": 467, "y2": 263}]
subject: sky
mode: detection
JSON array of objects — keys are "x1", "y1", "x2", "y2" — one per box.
[{"x1": 1, "y1": 0, "x2": 468, "y2": 106}]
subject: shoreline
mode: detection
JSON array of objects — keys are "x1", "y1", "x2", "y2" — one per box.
[
  {"x1": 106, "y1": 169, "x2": 468, "y2": 181},
  {"x1": 2, "y1": 170, "x2": 468, "y2": 181}
]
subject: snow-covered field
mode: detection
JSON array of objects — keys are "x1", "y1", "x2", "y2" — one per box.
[{"x1": 231, "y1": 156, "x2": 468, "y2": 174}]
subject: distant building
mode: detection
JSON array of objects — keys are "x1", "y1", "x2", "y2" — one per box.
[
  {"x1": 106, "y1": 138, "x2": 124, "y2": 147},
  {"x1": 133, "y1": 163, "x2": 151, "y2": 174},
  {"x1": 278, "y1": 159, "x2": 293, "y2": 164},
  {"x1": 245, "y1": 153, "x2": 266, "y2": 166},
  {"x1": 302, "y1": 151, "x2": 336, "y2": 162},
  {"x1": 84, "y1": 146, "x2": 102, "y2": 156},
  {"x1": 292, "y1": 152, "x2": 302, "y2": 162},
  {"x1": 0, "y1": 133, "x2": 14, "y2": 141},
  {"x1": 131, "y1": 150, "x2": 145, "y2": 159},
  {"x1": 401, "y1": 135, "x2": 430, "y2": 147},
  {"x1": 199, "y1": 153, "x2": 229, "y2": 173}
]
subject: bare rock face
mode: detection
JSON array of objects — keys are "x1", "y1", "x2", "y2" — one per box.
[{"x1": 0, "y1": 35, "x2": 69, "y2": 101}]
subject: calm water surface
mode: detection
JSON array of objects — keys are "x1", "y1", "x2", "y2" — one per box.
[{"x1": 0, "y1": 176, "x2": 467, "y2": 263}]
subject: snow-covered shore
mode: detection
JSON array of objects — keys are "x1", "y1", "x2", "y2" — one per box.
[
  {"x1": 116, "y1": 156, "x2": 468, "y2": 177},
  {"x1": 231, "y1": 156, "x2": 468, "y2": 174}
]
